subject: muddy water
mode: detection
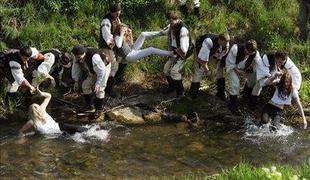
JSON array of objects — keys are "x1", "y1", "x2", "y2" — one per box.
[{"x1": 0, "y1": 118, "x2": 309, "y2": 178}]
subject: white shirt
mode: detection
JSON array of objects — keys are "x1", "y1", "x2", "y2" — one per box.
[
  {"x1": 71, "y1": 54, "x2": 106, "y2": 86},
  {"x1": 100, "y1": 17, "x2": 120, "y2": 46},
  {"x1": 284, "y1": 57, "x2": 302, "y2": 90},
  {"x1": 256, "y1": 54, "x2": 272, "y2": 81},
  {"x1": 271, "y1": 88, "x2": 298, "y2": 106},
  {"x1": 161, "y1": 24, "x2": 190, "y2": 54},
  {"x1": 9, "y1": 61, "x2": 26, "y2": 85},
  {"x1": 37, "y1": 53, "x2": 55, "y2": 75},
  {"x1": 225, "y1": 44, "x2": 261, "y2": 71},
  {"x1": 35, "y1": 111, "x2": 61, "y2": 134},
  {"x1": 198, "y1": 38, "x2": 229, "y2": 61}
]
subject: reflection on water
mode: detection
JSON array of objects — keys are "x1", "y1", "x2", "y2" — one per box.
[{"x1": 0, "y1": 119, "x2": 309, "y2": 178}]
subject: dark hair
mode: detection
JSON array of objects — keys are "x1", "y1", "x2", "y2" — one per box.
[
  {"x1": 20, "y1": 47, "x2": 32, "y2": 58},
  {"x1": 60, "y1": 52, "x2": 71, "y2": 65},
  {"x1": 245, "y1": 39, "x2": 257, "y2": 53},
  {"x1": 72, "y1": 45, "x2": 86, "y2": 55},
  {"x1": 166, "y1": 10, "x2": 179, "y2": 20},
  {"x1": 275, "y1": 50, "x2": 288, "y2": 61},
  {"x1": 110, "y1": 3, "x2": 121, "y2": 13},
  {"x1": 277, "y1": 72, "x2": 292, "y2": 100},
  {"x1": 219, "y1": 33, "x2": 230, "y2": 41}
]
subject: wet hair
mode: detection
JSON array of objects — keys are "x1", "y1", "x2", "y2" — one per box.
[
  {"x1": 277, "y1": 72, "x2": 292, "y2": 100},
  {"x1": 72, "y1": 45, "x2": 86, "y2": 55},
  {"x1": 20, "y1": 47, "x2": 32, "y2": 58},
  {"x1": 110, "y1": 3, "x2": 121, "y2": 13},
  {"x1": 245, "y1": 39, "x2": 257, "y2": 53},
  {"x1": 219, "y1": 33, "x2": 230, "y2": 42},
  {"x1": 275, "y1": 50, "x2": 288, "y2": 61},
  {"x1": 28, "y1": 103, "x2": 46, "y2": 128}
]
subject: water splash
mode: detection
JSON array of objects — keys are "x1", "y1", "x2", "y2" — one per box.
[
  {"x1": 71, "y1": 124, "x2": 110, "y2": 143},
  {"x1": 242, "y1": 116, "x2": 294, "y2": 143}
]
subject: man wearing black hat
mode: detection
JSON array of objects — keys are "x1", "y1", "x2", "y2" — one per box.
[
  {"x1": 71, "y1": 45, "x2": 111, "y2": 118},
  {"x1": 99, "y1": 3, "x2": 123, "y2": 98}
]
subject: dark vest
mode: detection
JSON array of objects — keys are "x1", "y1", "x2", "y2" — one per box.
[
  {"x1": 169, "y1": 22, "x2": 194, "y2": 59},
  {"x1": 195, "y1": 33, "x2": 220, "y2": 57},
  {"x1": 235, "y1": 45, "x2": 257, "y2": 70},
  {"x1": 0, "y1": 51, "x2": 25, "y2": 83},
  {"x1": 99, "y1": 14, "x2": 119, "y2": 49},
  {"x1": 82, "y1": 48, "x2": 106, "y2": 76},
  {"x1": 266, "y1": 52, "x2": 276, "y2": 72},
  {"x1": 116, "y1": 41, "x2": 132, "y2": 58}
]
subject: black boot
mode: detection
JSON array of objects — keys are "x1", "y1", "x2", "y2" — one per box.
[
  {"x1": 228, "y1": 95, "x2": 238, "y2": 114},
  {"x1": 93, "y1": 98, "x2": 104, "y2": 119},
  {"x1": 243, "y1": 83, "x2": 252, "y2": 99},
  {"x1": 81, "y1": 94, "x2": 94, "y2": 112},
  {"x1": 193, "y1": 7, "x2": 200, "y2": 17},
  {"x1": 115, "y1": 63, "x2": 127, "y2": 84},
  {"x1": 189, "y1": 82, "x2": 200, "y2": 99},
  {"x1": 216, "y1": 78, "x2": 226, "y2": 101},
  {"x1": 175, "y1": 80, "x2": 185, "y2": 98},
  {"x1": 105, "y1": 77, "x2": 117, "y2": 98},
  {"x1": 179, "y1": 4, "x2": 188, "y2": 17},
  {"x1": 162, "y1": 76, "x2": 175, "y2": 94}
]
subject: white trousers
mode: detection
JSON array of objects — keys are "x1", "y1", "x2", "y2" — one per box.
[
  {"x1": 126, "y1": 32, "x2": 170, "y2": 62},
  {"x1": 163, "y1": 58, "x2": 184, "y2": 80},
  {"x1": 191, "y1": 58, "x2": 224, "y2": 83},
  {"x1": 228, "y1": 70, "x2": 256, "y2": 96},
  {"x1": 82, "y1": 63, "x2": 111, "y2": 98}
]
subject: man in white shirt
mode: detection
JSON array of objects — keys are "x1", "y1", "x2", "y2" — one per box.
[
  {"x1": 190, "y1": 33, "x2": 230, "y2": 99},
  {"x1": 156, "y1": 11, "x2": 191, "y2": 98},
  {"x1": 71, "y1": 45, "x2": 111, "y2": 118},
  {"x1": 0, "y1": 47, "x2": 41, "y2": 95},
  {"x1": 225, "y1": 39, "x2": 260, "y2": 113},
  {"x1": 99, "y1": 3, "x2": 122, "y2": 98}
]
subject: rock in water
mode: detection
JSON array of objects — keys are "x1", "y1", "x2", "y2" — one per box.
[{"x1": 107, "y1": 107, "x2": 145, "y2": 125}]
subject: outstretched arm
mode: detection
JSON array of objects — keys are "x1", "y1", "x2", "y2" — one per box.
[
  {"x1": 293, "y1": 91, "x2": 307, "y2": 129},
  {"x1": 36, "y1": 88, "x2": 52, "y2": 111}
]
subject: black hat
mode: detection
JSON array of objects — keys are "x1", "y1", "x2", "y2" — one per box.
[
  {"x1": 110, "y1": 3, "x2": 121, "y2": 13},
  {"x1": 72, "y1": 45, "x2": 86, "y2": 55}
]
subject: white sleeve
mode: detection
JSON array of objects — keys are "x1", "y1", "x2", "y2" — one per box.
[
  {"x1": 92, "y1": 54, "x2": 105, "y2": 86},
  {"x1": 225, "y1": 44, "x2": 238, "y2": 71},
  {"x1": 160, "y1": 25, "x2": 170, "y2": 35},
  {"x1": 71, "y1": 57, "x2": 81, "y2": 82},
  {"x1": 198, "y1": 38, "x2": 213, "y2": 61},
  {"x1": 180, "y1": 27, "x2": 189, "y2": 54},
  {"x1": 9, "y1": 61, "x2": 25, "y2": 85},
  {"x1": 256, "y1": 54, "x2": 271, "y2": 80},
  {"x1": 100, "y1": 18, "x2": 113, "y2": 45},
  {"x1": 37, "y1": 53, "x2": 55, "y2": 75},
  {"x1": 115, "y1": 35, "x2": 123, "y2": 48},
  {"x1": 292, "y1": 88, "x2": 299, "y2": 99}
]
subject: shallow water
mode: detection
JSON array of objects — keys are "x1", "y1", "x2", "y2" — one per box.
[{"x1": 0, "y1": 118, "x2": 309, "y2": 178}]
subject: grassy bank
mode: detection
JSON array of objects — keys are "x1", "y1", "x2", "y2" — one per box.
[
  {"x1": 0, "y1": 0, "x2": 309, "y2": 104},
  {"x1": 153, "y1": 160, "x2": 310, "y2": 180}
]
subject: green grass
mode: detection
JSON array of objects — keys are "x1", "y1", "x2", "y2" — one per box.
[{"x1": 151, "y1": 160, "x2": 310, "y2": 180}]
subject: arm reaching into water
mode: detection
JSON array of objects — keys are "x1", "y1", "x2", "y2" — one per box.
[{"x1": 293, "y1": 90, "x2": 307, "y2": 129}]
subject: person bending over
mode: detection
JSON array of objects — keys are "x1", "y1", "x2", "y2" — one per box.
[{"x1": 260, "y1": 73, "x2": 307, "y2": 130}]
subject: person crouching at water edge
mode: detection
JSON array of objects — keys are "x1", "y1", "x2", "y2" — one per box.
[
  {"x1": 260, "y1": 73, "x2": 307, "y2": 130},
  {"x1": 114, "y1": 23, "x2": 174, "y2": 62},
  {"x1": 18, "y1": 88, "x2": 90, "y2": 136}
]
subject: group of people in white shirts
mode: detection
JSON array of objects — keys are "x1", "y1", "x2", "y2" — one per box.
[{"x1": 0, "y1": 4, "x2": 307, "y2": 137}]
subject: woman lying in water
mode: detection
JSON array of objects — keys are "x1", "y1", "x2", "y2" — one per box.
[
  {"x1": 18, "y1": 88, "x2": 91, "y2": 136},
  {"x1": 114, "y1": 23, "x2": 175, "y2": 62},
  {"x1": 260, "y1": 72, "x2": 307, "y2": 130}
]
